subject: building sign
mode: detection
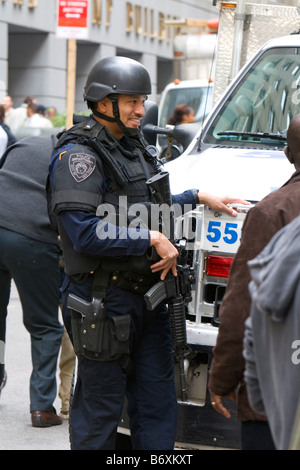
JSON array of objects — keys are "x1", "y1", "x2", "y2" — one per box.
[{"x1": 56, "y1": 0, "x2": 89, "y2": 40}]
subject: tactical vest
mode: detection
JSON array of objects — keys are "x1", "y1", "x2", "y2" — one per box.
[{"x1": 51, "y1": 118, "x2": 163, "y2": 286}]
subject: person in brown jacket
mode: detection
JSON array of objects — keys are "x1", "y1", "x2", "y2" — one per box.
[{"x1": 208, "y1": 113, "x2": 300, "y2": 450}]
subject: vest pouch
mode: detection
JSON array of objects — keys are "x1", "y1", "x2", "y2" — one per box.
[
  {"x1": 122, "y1": 160, "x2": 145, "y2": 182},
  {"x1": 108, "y1": 314, "x2": 131, "y2": 359}
]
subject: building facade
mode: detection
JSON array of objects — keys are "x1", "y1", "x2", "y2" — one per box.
[{"x1": 0, "y1": 0, "x2": 217, "y2": 113}]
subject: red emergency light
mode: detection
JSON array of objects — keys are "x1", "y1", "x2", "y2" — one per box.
[{"x1": 206, "y1": 255, "x2": 234, "y2": 278}]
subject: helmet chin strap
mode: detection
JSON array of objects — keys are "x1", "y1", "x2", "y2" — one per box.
[
  {"x1": 93, "y1": 95, "x2": 140, "y2": 137},
  {"x1": 93, "y1": 109, "x2": 117, "y2": 123}
]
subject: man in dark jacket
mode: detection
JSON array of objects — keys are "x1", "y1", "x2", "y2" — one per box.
[
  {"x1": 208, "y1": 114, "x2": 300, "y2": 450},
  {"x1": 0, "y1": 136, "x2": 64, "y2": 427}
]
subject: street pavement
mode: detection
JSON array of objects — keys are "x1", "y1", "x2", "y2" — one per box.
[{"x1": 0, "y1": 282, "x2": 70, "y2": 451}]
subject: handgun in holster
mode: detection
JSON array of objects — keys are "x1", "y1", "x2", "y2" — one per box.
[{"x1": 67, "y1": 293, "x2": 131, "y2": 362}]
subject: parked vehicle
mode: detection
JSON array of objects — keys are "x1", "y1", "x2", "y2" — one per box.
[{"x1": 158, "y1": 79, "x2": 213, "y2": 130}]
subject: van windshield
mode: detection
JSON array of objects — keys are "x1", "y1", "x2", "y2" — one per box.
[
  {"x1": 204, "y1": 47, "x2": 300, "y2": 146},
  {"x1": 159, "y1": 86, "x2": 213, "y2": 128}
]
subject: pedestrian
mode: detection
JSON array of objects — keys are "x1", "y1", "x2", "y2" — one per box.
[
  {"x1": 208, "y1": 114, "x2": 300, "y2": 450},
  {"x1": 57, "y1": 325, "x2": 76, "y2": 419},
  {"x1": 244, "y1": 213, "x2": 300, "y2": 449},
  {"x1": 48, "y1": 55, "x2": 248, "y2": 450},
  {"x1": 0, "y1": 126, "x2": 8, "y2": 158},
  {"x1": 0, "y1": 135, "x2": 64, "y2": 427},
  {"x1": 47, "y1": 106, "x2": 57, "y2": 119},
  {"x1": 57, "y1": 246, "x2": 76, "y2": 420},
  {"x1": 7, "y1": 95, "x2": 36, "y2": 133},
  {"x1": 0, "y1": 104, "x2": 17, "y2": 149},
  {"x1": 2, "y1": 95, "x2": 14, "y2": 124},
  {"x1": 26, "y1": 103, "x2": 53, "y2": 128}
]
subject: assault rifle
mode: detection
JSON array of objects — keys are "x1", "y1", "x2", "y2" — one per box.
[{"x1": 145, "y1": 172, "x2": 195, "y2": 401}]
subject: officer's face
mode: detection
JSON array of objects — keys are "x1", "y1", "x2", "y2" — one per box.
[
  {"x1": 118, "y1": 94, "x2": 147, "y2": 130},
  {"x1": 96, "y1": 94, "x2": 147, "y2": 139}
]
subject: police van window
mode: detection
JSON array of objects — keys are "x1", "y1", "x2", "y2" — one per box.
[
  {"x1": 159, "y1": 86, "x2": 213, "y2": 128},
  {"x1": 204, "y1": 47, "x2": 300, "y2": 146}
]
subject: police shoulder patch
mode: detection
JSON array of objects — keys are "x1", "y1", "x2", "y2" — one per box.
[{"x1": 69, "y1": 152, "x2": 96, "y2": 182}]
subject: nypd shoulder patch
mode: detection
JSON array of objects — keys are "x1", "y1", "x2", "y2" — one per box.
[{"x1": 69, "y1": 153, "x2": 96, "y2": 183}]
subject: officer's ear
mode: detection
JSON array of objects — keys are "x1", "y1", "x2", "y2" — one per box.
[{"x1": 97, "y1": 97, "x2": 111, "y2": 114}]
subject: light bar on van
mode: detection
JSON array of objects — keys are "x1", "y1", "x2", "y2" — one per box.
[
  {"x1": 206, "y1": 255, "x2": 234, "y2": 278},
  {"x1": 220, "y1": 2, "x2": 237, "y2": 8}
]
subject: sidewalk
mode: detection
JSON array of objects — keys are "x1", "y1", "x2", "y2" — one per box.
[{"x1": 0, "y1": 282, "x2": 70, "y2": 450}]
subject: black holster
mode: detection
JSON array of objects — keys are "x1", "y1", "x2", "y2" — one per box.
[{"x1": 68, "y1": 293, "x2": 131, "y2": 362}]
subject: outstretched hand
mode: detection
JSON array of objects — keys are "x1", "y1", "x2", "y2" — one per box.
[
  {"x1": 148, "y1": 193, "x2": 250, "y2": 279},
  {"x1": 198, "y1": 192, "x2": 251, "y2": 217}
]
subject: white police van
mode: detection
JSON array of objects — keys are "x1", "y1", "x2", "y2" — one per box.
[{"x1": 159, "y1": 34, "x2": 300, "y2": 449}]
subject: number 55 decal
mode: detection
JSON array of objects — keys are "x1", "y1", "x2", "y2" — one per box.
[{"x1": 206, "y1": 221, "x2": 239, "y2": 245}]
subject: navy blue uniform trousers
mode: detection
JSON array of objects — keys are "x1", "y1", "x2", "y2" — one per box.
[
  {"x1": 62, "y1": 275, "x2": 178, "y2": 450},
  {"x1": 0, "y1": 227, "x2": 63, "y2": 411}
]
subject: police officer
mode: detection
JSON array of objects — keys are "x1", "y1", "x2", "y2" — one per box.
[{"x1": 49, "y1": 56, "x2": 248, "y2": 450}]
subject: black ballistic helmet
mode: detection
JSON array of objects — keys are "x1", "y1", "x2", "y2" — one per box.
[{"x1": 83, "y1": 56, "x2": 152, "y2": 102}]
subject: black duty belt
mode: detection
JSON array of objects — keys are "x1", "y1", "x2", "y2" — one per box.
[{"x1": 110, "y1": 270, "x2": 159, "y2": 295}]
